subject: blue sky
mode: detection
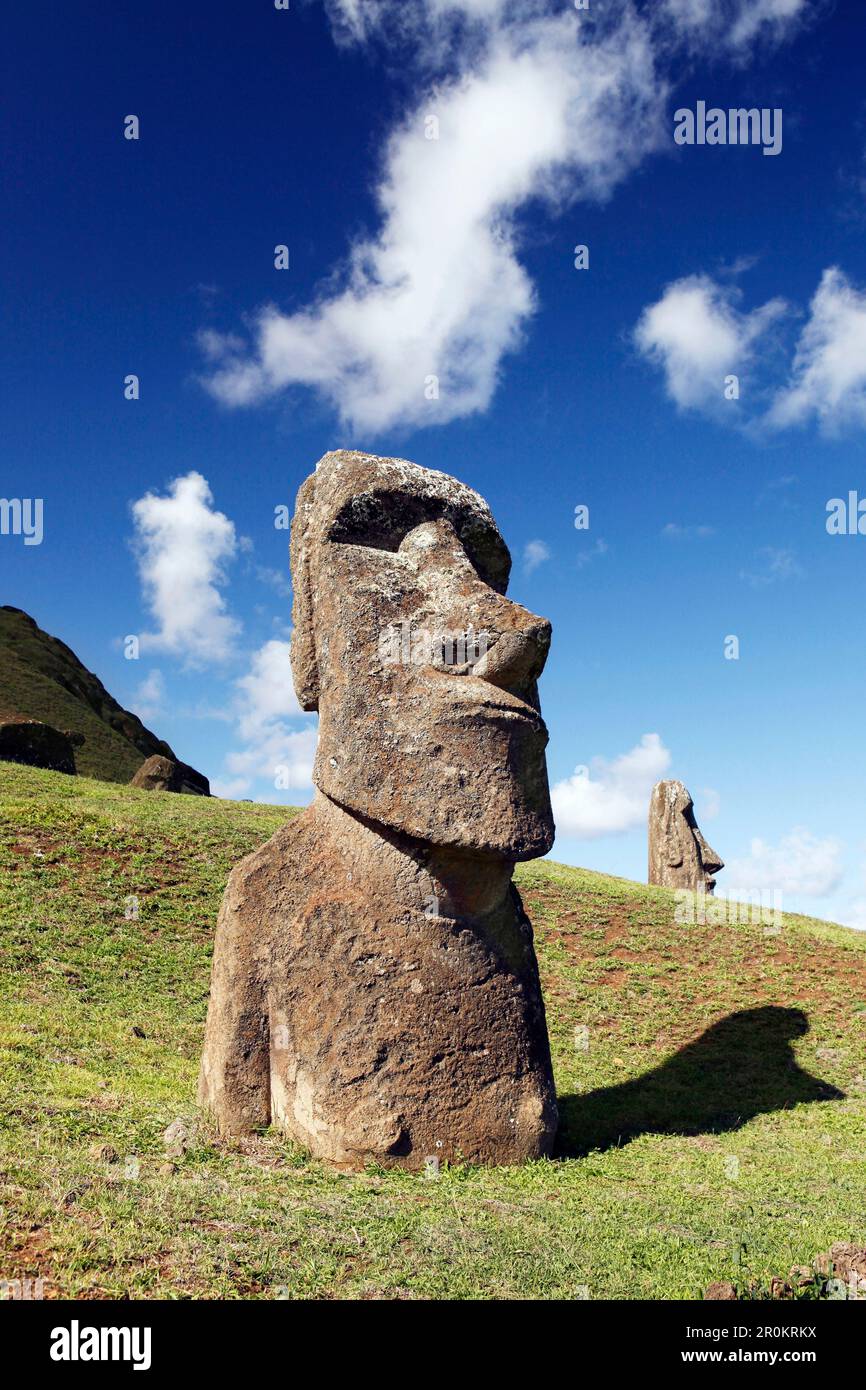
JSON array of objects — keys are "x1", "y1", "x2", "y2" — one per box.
[{"x1": 4, "y1": 0, "x2": 866, "y2": 927}]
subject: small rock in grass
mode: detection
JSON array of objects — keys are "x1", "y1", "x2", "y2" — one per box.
[
  {"x1": 163, "y1": 1118, "x2": 196, "y2": 1157},
  {"x1": 90, "y1": 1143, "x2": 119, "y2": 1163},
  {"x1": 704, "y1": 1281, "x2": 737, "y2": 1300},
  {"x1": 63, "y1": 1182, "x2": 93, "y2": 1207},
  {"x1": 815, "y1": 1243, "x2": 866, "y2": 1288}
]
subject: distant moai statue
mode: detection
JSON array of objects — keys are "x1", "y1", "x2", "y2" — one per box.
[{"x1": 648, "y1": 780, "x2": 723, "y2": 893}]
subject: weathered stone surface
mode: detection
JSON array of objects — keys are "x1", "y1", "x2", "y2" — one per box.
[
  {"x1": 0, "y1": 717, "x2": 76, "y2": 774},
  {"x1": 130, "y1": 754, "x2": 210, "y2": 796},
  {"x1": 703, "y1": 1281, "x2": 737, "y2": 1300},
  {"x1": 199, "y1": 449, "x2": 558, "y2": 1169},
  {"x1": 648, "y1": 780, "x2": 723, "y2": 893},
  {"x1": 162, "y1": 1118, "x2": 196, "y2": 1157},
  {"x1": 813, "y1": 1243, "x2": 866, "y2": 1290}
]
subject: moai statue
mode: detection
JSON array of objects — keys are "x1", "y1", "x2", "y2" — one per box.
[
  {"x1": 199, "y1": 450, "x2": 558, "y2": 1168},
  {"x1": 648, "y1": 780, "x2": 724, "y2": 893}
]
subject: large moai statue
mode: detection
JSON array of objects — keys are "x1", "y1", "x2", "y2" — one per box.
[
  {"x1": 199, "y1": 450, "x2": 558, "y2": 1169},
  {"x1": 648, "y1": 780, "x2": 724, "y2": 893}
]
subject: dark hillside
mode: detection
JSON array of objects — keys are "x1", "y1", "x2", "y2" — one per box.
[{"x1": 0, "y1": 606, "x2": 176, "y2": 782}]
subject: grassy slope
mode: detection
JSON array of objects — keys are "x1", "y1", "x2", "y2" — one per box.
[
  {"x1": 0, "y1": 763, "x2": 864, "y2": 1300},
  {"x1": 0, "y1": 607, "x2": 172, "y2": 783}
]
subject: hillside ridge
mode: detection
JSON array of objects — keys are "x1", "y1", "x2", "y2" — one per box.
[{"x1": 0, "y1": 605, "x2": 178, "y2": 783}]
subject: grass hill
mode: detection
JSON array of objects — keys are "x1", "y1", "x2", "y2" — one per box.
[
  {"x1": 1, "y1": 763, "x2": 864, "y2": 1300},
  {"x1": 0, "y1": 607, "x2": 175, "y2": 783}
]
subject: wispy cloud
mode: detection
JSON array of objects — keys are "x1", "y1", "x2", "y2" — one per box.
[
  {"x1": 576, "y1": 537, "x2": 608, "y2": 569},
  {"x1": 130, "y1": 669, "x2": 166, "y2": 724},
  {"x1": 662, "y1": 0, "x2": 808, "y2": 51},
  {"x1": 725, "y1": 828, "x2": 843, "y2": 898},
  {"x1": 768, "y1": 268, "x2": 866, "y2": 432},
  {"x1": 740, "y1": 546, "x2": 803, "y2": 587},
  {"x1": 255, "y1": 565, "x2": 292, "y2": 601},
  {"x1": 523, "y1": 539, "x2": 550, "y2": 574}
]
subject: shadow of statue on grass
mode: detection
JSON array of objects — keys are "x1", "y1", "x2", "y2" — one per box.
[{"x1": 557, "y1": 1006, "x2": 844, "y2": 1159}]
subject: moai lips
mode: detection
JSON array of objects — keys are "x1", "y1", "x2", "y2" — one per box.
[{"x1": 199, "y1": 450, "x2": 558, "y2": 1169}]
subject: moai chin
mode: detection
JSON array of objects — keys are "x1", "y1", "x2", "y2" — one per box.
[
  {"x1": 648, "y1": 779, "x2": 724, "y2": 894},
  {"x1": 199, "y1": 450, "x2": 558, "y2": 1169}
]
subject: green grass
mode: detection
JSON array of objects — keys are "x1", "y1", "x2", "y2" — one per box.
[{"x1": 1, "y1": 762, "x2": 864, "y2": 1300}]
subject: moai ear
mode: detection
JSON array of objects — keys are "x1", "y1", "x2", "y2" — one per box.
[
  {"x1": 289, "y1": 473, "x2": 320, "y2": 712},
  {"x1": 663, "y1": 793, "x2": 685, "y2": 868}
]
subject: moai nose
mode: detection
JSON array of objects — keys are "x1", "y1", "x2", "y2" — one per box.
[
  {"x1": 472, "y1": 620, "x2": 550, "y2": 693},
  {"x1": 400, "y1": 517, "x2": 552, "y2": 696},
  {"x1": 699, "y1": 836, "x2": 724, "y2": 876}
]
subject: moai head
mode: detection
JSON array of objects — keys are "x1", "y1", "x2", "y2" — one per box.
[
  {"x1": 648, "y1": 779, "x2": 724, "y2": 893},
  {"x1": 290, "y1": 451, "x2": 554, "y2": 859}
]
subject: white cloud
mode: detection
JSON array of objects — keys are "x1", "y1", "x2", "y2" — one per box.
[
  {"x1": 131, "y1": 669, "x2": 166, "y2": 724},
  {"x1": 209, "y1": 775, "x2": 253, "y2": 801},
  {"x1": 640, "y1": 266, "x2": 866, "y2": 435},
  {"x1": 838, "y1": 901, "x2": 866, "y2": 931},
  {"x1": 220, "y1": 640, "x2": 317, "y2": 796},
  {"x1": 236, "y1": 640, "x2": 303, "y2": 735},
  {"x1": 199, "y1": 0, "x2": 810, "y2": 435},
  {"x1": 662, "y1": 0, "x2": 807, "y2": 50},
  {"x1": 634, "y1": 274, "x2": 786, "y2": 411},
  {"x1": 225, "y1": 724, "x2": 318, "y2": 794},
  {"x1": 819, "y1": 848, "x2": 866, "y2": 931},
  {"x1": 131, "y1": 472, "x2": 240, "y2": 666},
  {"x1": 768, "y1": 268, "x2": 866, "y2": 432},
  {"x1": 203, "y1": 10, "x2": 666, "y2": 434},
  {"x1": 551, "y1": 732, "x2": 671, "y2": 839},
  {"x1": 739, "y1": 546, "x2": 803, "y2": 587},
  {"x1": 326, "y1": 0, "x2": 514, "y2": 43},
  {"x1": 330, "y1": 0, "x2": 808, "y2": 53},
  {"x1": 729, "y1": 0, "x2": 807, "y2": 47},
  {"x1": 523, "y1": 539, "x2": 550, "y2": 574},
  {"x1": 725, "y1": 828, "x2": 843, "y2": 898}
]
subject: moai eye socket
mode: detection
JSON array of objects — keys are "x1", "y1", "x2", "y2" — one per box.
[{"x1": 327, "y1": 489, "x2": 510, "y2": 592}]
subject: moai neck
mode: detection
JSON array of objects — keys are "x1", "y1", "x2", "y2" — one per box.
[{"x1": 310, "y1": 790, "x2": 517, "y2": 925}]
